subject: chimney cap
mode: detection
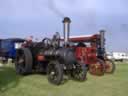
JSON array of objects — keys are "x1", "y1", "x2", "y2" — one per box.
[
  {"x1": 63, "y1": 17, "x2": 71, "y2": 23},
  {"x1": 100, "y1": 29, "x2": 105, "y2": 32}
]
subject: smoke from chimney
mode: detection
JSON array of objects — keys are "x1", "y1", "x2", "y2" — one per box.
[{"x1": 47, "y1": 0, "x2": 65, "y2": 18}]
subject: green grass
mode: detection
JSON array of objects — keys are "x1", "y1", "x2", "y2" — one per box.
[{"x1": 0, "y1": 63, "x2": 128, "y2": 96}]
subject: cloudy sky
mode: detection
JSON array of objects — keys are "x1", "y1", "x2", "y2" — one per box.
[{"x1": 0, "y1": 0, "x2": 128, "y2": 52}]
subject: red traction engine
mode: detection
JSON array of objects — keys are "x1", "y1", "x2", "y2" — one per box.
[{"x1": 69, "y1": 31, "x2": 115, "y2": 76}]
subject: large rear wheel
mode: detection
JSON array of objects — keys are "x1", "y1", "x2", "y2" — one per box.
[
  {"x1": 15, "y1": 48, "x2": 33, "y2": 75},
  {"x1": 89, "y1": 59, "x2": 105, "y2": 76},
  {"x1": 47, "y1": 61, "x2": 63, "y2": 85}
]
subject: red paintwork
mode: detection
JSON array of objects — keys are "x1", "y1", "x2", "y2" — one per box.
[
  {"x1": 70, "y1": 34, "x2": 100, "y2": 65},
  {"x1": 69, "y1": 34, "x2": 100, "y2": 42},
  {"x1": 37, "y1": 55, "x2": 45, "y2": 61},
  {"x1": 75, "y1": 47, "x2": 97, "y2": 65}
]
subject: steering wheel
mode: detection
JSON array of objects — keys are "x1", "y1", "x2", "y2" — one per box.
[
  {"x1": 42, "y1": 38, "x2": 52, "y2": 48},
  {"x1": 52, "y1": 32, "x2": 60, "y2": 48}
]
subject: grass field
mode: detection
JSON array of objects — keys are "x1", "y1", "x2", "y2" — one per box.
[{"x1": 0, "y1": 63, "x2": 128, "y2": 96}]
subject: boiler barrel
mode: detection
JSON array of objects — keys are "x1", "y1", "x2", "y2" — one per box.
[{"x1": 43, "y1": 48, "x2": 76, "y2": 64}]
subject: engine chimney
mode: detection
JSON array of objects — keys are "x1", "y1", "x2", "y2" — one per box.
[
  {"x1": 99, "y1": 29, "x2": 106, "y2": 57},
  {"x1": 62, "y1": 17, "x2": 71, "y2": 46},
  {"x1": 100, "y1": 29, "x2": 105, "y2": 49}
]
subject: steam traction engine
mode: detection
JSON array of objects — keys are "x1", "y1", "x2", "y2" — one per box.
[
  {"x1": 70, "y1": 30, "x2": 115, "y2": 75},
  {"x1": 14, "y1": 17, "x2": 87, "y2": 85}
]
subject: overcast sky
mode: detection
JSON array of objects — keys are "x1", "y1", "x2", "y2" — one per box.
[{"x1": 0, "y1": 0, "x2": 128, "y2": 52}]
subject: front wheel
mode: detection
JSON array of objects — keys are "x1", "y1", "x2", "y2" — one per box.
[
  {"x1": 71, "y1": 63, "x2": 87, "y2": 81},
  {"x1": 89, "y1": 59, "x2": 105, "y2": 76},
  {"x1": 47, "y1": 61, "x2": 63, "y2": 85}
]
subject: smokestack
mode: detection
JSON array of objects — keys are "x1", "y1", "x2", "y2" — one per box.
[
  {"x1": 62, "y1": 17, "x2": 71, "y2": 46},
  {"x1": 100, "y1": 29, "x2": 105, "y2": 49}
]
